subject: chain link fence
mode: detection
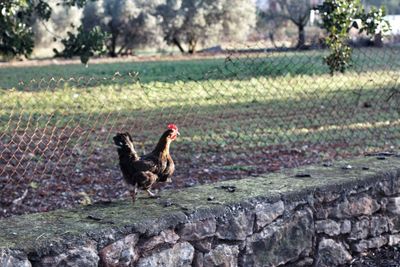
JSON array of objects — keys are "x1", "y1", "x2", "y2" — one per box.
[{"x1": 1, "y1": 45, "x2": 400, "y2": 217}]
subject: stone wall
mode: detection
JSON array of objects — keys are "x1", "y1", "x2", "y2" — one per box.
[{"x1": 1, "y1": 155, "x2": 400, "y2": 267}]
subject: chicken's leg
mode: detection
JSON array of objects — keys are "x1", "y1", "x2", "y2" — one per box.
[{"x1": 128, "y1": 184, "x2": 137, "y2": 203}]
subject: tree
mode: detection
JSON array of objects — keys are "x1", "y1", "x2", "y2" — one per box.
[
  {"x1": 54, "y1": 25, "x2": 107, "y2": 64},
  {"x1": 257, "y1": 0, "x2": 311, "y2": 49},
  {"x1": 157, "y1": 0, "x2": 256, "y2": 54},
  {"x1": 0, "y1": 0, "x2": 99, "y2": 60},
  {"x1": 257, "y1": 4, "x2": 291, "y2": 48},
  {"x1": 280, "y1": 0, "x2": 311, "y2": 48},
  {"x1": 0, "y1": 0, "x2": 51, "y2": 58},
  {"x1": 364, "y1": 0, "x2": 400, "y2": 14},
  {"x1": 82, "y1": 0, "x2": 163, "y2": 57},
  {"x1": 32, "y1": 1, "x2": 83, "y2": 53},
  {"x1": 221, "y1": 0, "x2": 257, "y2": 43},
  {"x1": 319, "y1": 0, "x2": 390, "y2": 73}
]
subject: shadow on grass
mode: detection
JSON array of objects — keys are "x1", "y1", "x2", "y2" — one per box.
[{"x1": 1, "y1": 84, "x2": 398, "y2": 149}]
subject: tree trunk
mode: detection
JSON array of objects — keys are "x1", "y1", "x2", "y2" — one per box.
[
  {"x1": 109, "y1": 32, "x2": 118, "y2": 57},
  {"x1": 269, "y1": 32, "x2": 278, "y2": 48},
  {"x1": 172, "y1": 37, "x2": 185, "y2": 53},
  {"x1": 117, "y1": 44, "x2": 127, "y2": 55},
  {"x1": 374, "y1": 32, "x2": 383, "y2": 48},
  {"x1": 297, "y1": 24, "x2": 305, "y2": 49},
  {"x1": 188, "y1": 39, "x2": 197, "y2": 54}
]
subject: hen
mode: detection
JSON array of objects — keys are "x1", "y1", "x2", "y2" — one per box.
[{"x1": 113, "y1": 124, "x2": 179, "y2": 202}]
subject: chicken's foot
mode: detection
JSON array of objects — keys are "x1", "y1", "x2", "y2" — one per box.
[{"x1": 146, "y1": 189, "x2": 160, "y2": 199}]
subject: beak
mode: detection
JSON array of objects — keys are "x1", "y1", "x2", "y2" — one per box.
[{"x1": 176, "y1": 131, "x2": 180, "y2": 136}]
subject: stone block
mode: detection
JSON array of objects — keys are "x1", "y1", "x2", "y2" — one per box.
[
  {"x1": 243, "y1": 208, "x2": 313, "y2": 267},
  {"x1": 387, "y1": 197, "x2": 400, "y2": 215},
  {"x1": 0, "y1": 249, "x2": 31, "y2": 267},
  {"x1": 388, "y1": 234, "x2": 400, "y2": 246},
  {"x1": 377, "y1": 179, "x2": 400, "y2": 196},
  {"x1": 203, "y1": 244, "x2": 239, "y2": 267},
  {"x1": 329, "y1": 194, "x2": 380, "y2": 219},
  {"x1": 315, "y1": 191, "x2": 340, "y2": 203},
  {"x1": 388, "y1": 215, "x2": 400, "y2": 233},
  {"x1": 179, "y1": 218, "x2": 216, "y2": 241},
  {"x1": 292, "y1": 257, "x2": 314, "y2": 267},
  {"x1": 216, "y1": 211, "x2": 254, "y2": 241},
  {"x1": 99, "y1": 234, "x2": 139, "y2": 267},
  {"x1": 340, "y1": 220, "x2": 351, "y2": 234},
  {"x1": 350, "y1": 218, "x2": 370, "y2": 240},
  {"x1": 370, "y1": 216, "x2": 389, "y2": 236},
  {"x1": 191, "y1": 238, "x2": 213, "y2": 253},
  {"x1": 316, "y1": 219, "x2": 341, "y2": 236},
  {"x1": 39, "y1": 244, "x2": 99, "y2": 267},
  {"x1": 351, "y1": 236, "x2": 388, "y2": 253},
  {"x1": 193, "y1": 252, "x2": 204, "y2": 267},
  {"x1": 138, "y1": 230, "x2": 179, "y2": 253},
  {"x1": 316, "y1": 238, "x2": 352, "y2": 267},
  {"x1": 136, "y1": 242, "x2": 194, "y2": 267},
  {"x1": 255, "y1": 201, "x2": 284, "y2": 230}
]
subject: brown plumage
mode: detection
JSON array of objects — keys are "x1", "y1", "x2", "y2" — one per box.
[{"x1": 113, "y1": 124, "x2": 179, "y2": 202}]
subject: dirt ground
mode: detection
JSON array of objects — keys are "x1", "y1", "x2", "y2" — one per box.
[
  {"x1": 0, "y1": 141, "x2": 351, "y2": 218},
  {"x1": 351, "y1": 245, "x2": 400, "y2": 267},
  {"x1": 0, "y1": 52, "x2": 230, "y2": 69}
]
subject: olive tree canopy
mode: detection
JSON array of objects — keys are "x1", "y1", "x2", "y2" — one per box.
[
  {"x1": 82, "y1": 0, "x2": 164, "y2": 57},
  {"x1": 157, "y1": 0, "x2": 256, "y2": 53}
]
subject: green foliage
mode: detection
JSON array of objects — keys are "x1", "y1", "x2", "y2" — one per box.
[
  {"x1": 319, "y1": 0, "x2": 390, "y2": 74},
  {"x1": 0, "y1": 0, "x2": 95, "y2": 59},
  {"x1": 34, "y1": 1, "x2": 52, "y2": 19},
  {"x1": 32, "y1": 1, "x2": 83, "y2": 51},
  {"x1": 82, "y1": 0, "x2": 163, "y2": 57},
  {"x1": 0, "y1": 0, "x2": 51, "y2": 58},
  {"x1": 157, "y1": 0, "x2": 256, "y2": 53},
  {"x1": 54, "y1": 25, "x2": 107, "y2": 65}
]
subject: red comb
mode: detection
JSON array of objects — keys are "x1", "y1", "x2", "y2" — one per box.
[{"x1": 167, "y1": 124, "x2": 178, "y2": 130}]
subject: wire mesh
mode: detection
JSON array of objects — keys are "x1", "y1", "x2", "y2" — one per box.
[{"x1": 0, "y1": 45, "x2": 399, "y2": 217}]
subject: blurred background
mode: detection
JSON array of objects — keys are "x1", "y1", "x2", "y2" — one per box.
[{"x1": 1, "y1": 0, "x2": 400, "y2": 59}]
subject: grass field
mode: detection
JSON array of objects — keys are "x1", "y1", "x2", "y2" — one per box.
[
  {"x1": 1, "y1": 47, "x2": 400, "y2": 87},
  {"x1": 0, "y1": 47, "x2": 399, "y2": 217},
  {"x1": 1, "y1": 48, "x2": 399, "y2": 146}
]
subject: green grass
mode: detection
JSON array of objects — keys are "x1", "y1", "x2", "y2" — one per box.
[
  {"x1": 0, "y1": 47, "x2": 399, "y2": 157},
  {"x1": 1, "y1": 47, "x2": 399, "y2": 89}
]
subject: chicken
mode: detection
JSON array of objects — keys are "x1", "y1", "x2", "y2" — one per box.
[{"x1": 113, "y1": 124, "x2": 180, "y2": 202}]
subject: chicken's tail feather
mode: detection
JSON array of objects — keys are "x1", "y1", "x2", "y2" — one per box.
[{"x1": 113, "y1": 132, "x2": 140, "y2": 161}]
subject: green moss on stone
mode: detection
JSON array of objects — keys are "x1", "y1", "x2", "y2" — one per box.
[{"x1": 0, "y1": 156, "x2": 399, "y2": 253}]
